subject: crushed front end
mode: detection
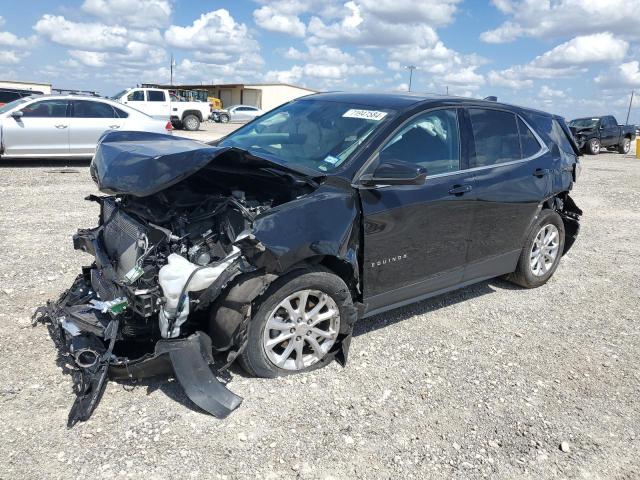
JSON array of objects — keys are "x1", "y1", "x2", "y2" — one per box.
[{"x1": 34, "y1": 194, "x2": 256, "y2": 425}]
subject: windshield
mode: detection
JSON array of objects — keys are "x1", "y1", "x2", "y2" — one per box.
[
  {"x1": 0, "y1": 97, "x2": 29, "y2": 115},
  {"x1": 110, "y1": 89, "x2": 129, "y2": 100},
  {"x1": 219, "y1": 99, "x2": 395, "y2": 173},
  {"x1": 569, "y1": 118, "x2": 600, "y2": 128}
]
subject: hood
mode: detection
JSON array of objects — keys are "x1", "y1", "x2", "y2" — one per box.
[
  {"x1": 90, "y1": 131, "x2": 316, "y2": 197},
  {"x1": 569, "y1": 126, "x2": 596, "y2": 136}
]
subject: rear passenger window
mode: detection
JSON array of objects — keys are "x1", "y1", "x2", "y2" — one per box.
[
  {"x1": 469, "y1": 109, "x2": 520, "y2": 167},
  {"x1": 379, "y1": 108, "x2": 460, "y2": 175},
  {"x1": 518, "y1": 117, "x2": 541, "y2": 158},
  {"x1": 73, "y1": 100, "x2": 117, "y2": 118},
  {"x1": 147, "y1": 90, "x2": 165, "y2": 102}
]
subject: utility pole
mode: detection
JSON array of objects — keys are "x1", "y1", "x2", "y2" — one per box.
[
  {"x1": 625, "y1": 89, "x2": 634, "y2": 124},
  {"x1": 170, "y1": 53, "x2": 175, "y2": 86},
  {"x1": 405, "y1": 65, "x2": 416, "y2": 92}
]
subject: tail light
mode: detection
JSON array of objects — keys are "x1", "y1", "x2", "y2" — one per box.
[{"x1": 165, "y1": 121, "x2": 173, "y2": 132}]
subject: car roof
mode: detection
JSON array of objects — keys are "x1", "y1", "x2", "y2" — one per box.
[{"x1": 302, "y1": 91, "x2": 554, "y2": 117}]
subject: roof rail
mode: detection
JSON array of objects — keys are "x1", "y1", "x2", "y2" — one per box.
[
  {"x1": 483, "y1": 95, "x2": 498, "y2": 102},
  {"x1": 52, "y1": 88, "x2": 101, "y2": 97}
]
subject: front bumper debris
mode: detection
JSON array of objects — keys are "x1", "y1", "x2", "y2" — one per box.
[{"x1": 33, "y1": 274, "x2": 242, "y2": 426}]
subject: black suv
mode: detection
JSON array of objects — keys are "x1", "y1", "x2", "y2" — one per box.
[{"x1": 37, "y1": 93, "x2": 582, "y2": 423}]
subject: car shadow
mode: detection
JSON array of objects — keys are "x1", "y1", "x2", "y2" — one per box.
[
  {"x1": 0, "y1": 158, "x2": 91, "y2": 168},
  {"x1": 353, "y1": 276, "x2": 519, "y2": 337}
]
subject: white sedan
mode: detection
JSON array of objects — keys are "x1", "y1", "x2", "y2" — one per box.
[{"x1": 0, "y1": 95, "x2": 172, "y2": 159}]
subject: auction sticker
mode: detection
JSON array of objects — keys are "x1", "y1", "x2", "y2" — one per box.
[{"x1": 343, "y1": 109, "x2": 388, "y2": 121}]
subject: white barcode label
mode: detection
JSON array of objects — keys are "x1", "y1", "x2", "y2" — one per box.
[{"x1": 342, "y1": 109, "x2": 387, "y2": 121}]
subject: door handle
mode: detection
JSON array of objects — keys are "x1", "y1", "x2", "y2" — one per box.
[
  {"x1": 533, "y1": 168, "x2": 550, "y2": 178},
  {"x1": 108, "y1": 125, "x2": 121, "y2": 129},
  {"x1": 54, "y1": 124, "x2": 68, "y2": 129},
  {"x1": 448, "y1": 184, "x2": 473, "y2": 196}
]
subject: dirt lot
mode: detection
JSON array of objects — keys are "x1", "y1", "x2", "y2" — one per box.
[{"x1": 0, "y1": 128, "x2": 638, "y2": 479}]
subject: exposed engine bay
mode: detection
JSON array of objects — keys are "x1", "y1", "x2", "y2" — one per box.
[{"x1": 33, "y1": 138, "x2": 322, "y2": 426}]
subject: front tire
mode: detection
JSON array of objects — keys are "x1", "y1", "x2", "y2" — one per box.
[
  {"x1": 618, "y1": 138, "x2": 631, "y2": 154},
  {"x1": 219, "y1": 114, "x2": 230, "y2": 123},
  {"x1": 587, "y1": 138, "x2": 600, "y2": 155},
  {"x1": 507, "y1": 209, "x2": 565, "y2": 289},
  {"x1": 183, "y1": 114, "x2": 200, "y2": 131},
  {"x1": 239, "y1": 268, "x2": 352, "y2": 378}
]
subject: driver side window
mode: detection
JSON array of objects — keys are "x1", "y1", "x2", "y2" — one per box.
[{"x1": 379, "y1": 108, "x2": 460, "y2": 176}]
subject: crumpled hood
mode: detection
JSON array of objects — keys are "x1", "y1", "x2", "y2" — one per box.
[
  {"x1": 90, "y1": 131, "x2": 314, "y2": 197},
  {"x1": 569, "y1": 126, "x2": 595, "y2": 136}
]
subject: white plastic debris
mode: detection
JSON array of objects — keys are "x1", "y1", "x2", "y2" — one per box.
[{"x1": 158, "y1": 248, "x2": 240, "y2": 338}]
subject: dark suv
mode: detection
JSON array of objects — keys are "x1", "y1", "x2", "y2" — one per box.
[{"x1": 37, "y1": 93, "x2": 582, "y2": 423}]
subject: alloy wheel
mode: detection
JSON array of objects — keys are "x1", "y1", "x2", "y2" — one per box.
[
  {"x1": 530, "y1": 224, "x2": 560, "y2": 276},
  {"x1": 262, "y1": 289, "x2": 340, "y2": 371}
]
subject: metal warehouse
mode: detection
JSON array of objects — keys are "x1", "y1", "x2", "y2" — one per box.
[{"x1": 150, "y1": 82, "x2": 317, "y2": 111}]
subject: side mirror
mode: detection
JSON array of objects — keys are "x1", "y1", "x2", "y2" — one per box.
[
  {"x1": 11, "y1": 110, "x2": 23, "y2": 119},
  {"x1": 360, "y1": 160, "x2": 427, "y2": 186}
]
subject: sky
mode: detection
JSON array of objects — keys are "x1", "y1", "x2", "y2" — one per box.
[{"x1": 1, "y1": 0, "x2": 639, "y2": 122}]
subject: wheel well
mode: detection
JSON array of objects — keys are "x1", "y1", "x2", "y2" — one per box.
[
  {"x1": 182, "y1": 110, "x2": 202, "y2": 121},
  {"x1": 544, "y1": 192, "x2": 581, "y2": 254},
  {"x1": 284, "y1": 255, "x2": 360, "y2": 301}
]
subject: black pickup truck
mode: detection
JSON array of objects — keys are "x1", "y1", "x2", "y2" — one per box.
[{"x1": 568, "y1": 115, "x2": 636, "y2": 155}]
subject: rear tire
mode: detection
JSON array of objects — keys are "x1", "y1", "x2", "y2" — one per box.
[
  {"x1": 618, "y1": 138, "x2": 631, "y2": 154},
  {"x1": 587, "y1": 138, "x2": 600, "y2": 155},
  {"x1": 183, "y1": 114, "x2": 200, "y2": 131},
  {"x1": 507, "y1": 209, "x2": 565, "y2": 289},
  {"x1": 239, "y1": 268, "x2": 352, "y2": 378}
]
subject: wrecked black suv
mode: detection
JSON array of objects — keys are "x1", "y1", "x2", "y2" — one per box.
[{"x1": 35, "y1": 93, "x2": 582, "y2": 424}]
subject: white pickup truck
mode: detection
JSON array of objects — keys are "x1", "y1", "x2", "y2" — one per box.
[{"x1": 111, "y1": 87, "x2": 211, "y2": 131}]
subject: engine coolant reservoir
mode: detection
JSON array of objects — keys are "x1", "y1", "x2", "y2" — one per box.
[{"x1": 158, "y1": 248, "x2": 240, "y2": 338}]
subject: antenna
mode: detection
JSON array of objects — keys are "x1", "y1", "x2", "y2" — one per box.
[{"x1": 404, "y1": 65, "x2": 417, "y2": 92}]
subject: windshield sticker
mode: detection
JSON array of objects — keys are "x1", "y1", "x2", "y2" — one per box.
[
  {"x1": 323, "y1": 155, "x2": 340, "y2": 165},
  {"x1": 343, "y1": 109, "x2": 387, "y2": 121}
]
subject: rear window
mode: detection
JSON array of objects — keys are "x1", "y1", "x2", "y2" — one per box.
[
  {"x1": 518, "y1": 117, "x2": 542, "y2": 158},
  {"x1": 0, "y1": 91, "x2": 21, "y2": 104},
  {"x1": 469, "y1": 108, "x2": 521, "y2": 167}
]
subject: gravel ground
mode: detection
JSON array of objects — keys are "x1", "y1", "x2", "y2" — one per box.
[{"x1": 0, "y1": 131, "x2": 638, "y2": 479}]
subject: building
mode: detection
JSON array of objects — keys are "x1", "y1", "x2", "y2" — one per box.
[
  {"x1": 0, "y1": 80, "x2": 52, "y2": 94},
  {"x1": 149, "y1": 82, "x2": 317, "y2": 111}
]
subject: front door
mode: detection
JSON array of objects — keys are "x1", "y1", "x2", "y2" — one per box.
[
  {"x1": 2, "y1": 99, "x2": 70, "y2": 156},
  {"x1": 359, "y1": 108, "x2": 476, "y2": 314},
  {"x1": 463, "y1": 108, "x2": 551, "y2": 281}
]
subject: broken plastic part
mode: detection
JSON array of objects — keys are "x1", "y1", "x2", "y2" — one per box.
[{"x1": 158, "y1": 248, "x2": 241, "y2": 338}]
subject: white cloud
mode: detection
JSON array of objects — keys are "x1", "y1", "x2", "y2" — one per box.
[
  {"x1": 165, "y1": 10, "x2": 258, "y2": 56},
  {"x1": 595, "y1": 61, "x2": 640, "y2": 88},
  {"x1": 539, "y1": 85, "x2": 564, "y2": 98},
  {"x1": 534, "y1": 33, "x2": 628, "y2": 67},
  {"x1": 69, "y1": 50, "x2": 108, "y2": 67},
  {"x1": 0, "y1": 50, "x2": 29, "y2": 65},
  {"x1": 253, "y1": 0, "x2": 308, "y2": 37},
  {"x1": 481, "y1": 0, "x2": 640, "y2": 43},
  {"x1": 34, "y1": 14, "x2": 128, "y2": 51},
  {"x1": 82, "y1": 0, "x2": 172, "y2": 28}
]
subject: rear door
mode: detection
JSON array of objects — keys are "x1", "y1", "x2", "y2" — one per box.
[
  {"x1": 359, "y1": 107, "x2": 476, "y2": 314},
  {"x1": 2, "y1": 98, "x2": 70, "y2": 156},
  {"x1": 145, "y1": 89, "x2": 170, "y2": 120},
  {"x1": 463, "y1": 108, "x2": 551, "y2": 281},
  {"x1": 68, "y1": 100, "x2": 126, "y2": 155}
]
